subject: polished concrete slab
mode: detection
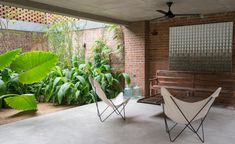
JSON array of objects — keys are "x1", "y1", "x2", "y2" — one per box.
[{"x1": 0, "y1": 100, "x2": 235, "y2": 144}]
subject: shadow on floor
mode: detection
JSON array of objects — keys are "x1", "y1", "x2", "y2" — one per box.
[{"x1": 8, "y1": 110, "x2": 38, "y2": 118}]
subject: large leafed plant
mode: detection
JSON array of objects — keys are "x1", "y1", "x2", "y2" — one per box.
[
  {"x1": 0, "y1": 49, "x2": 58, "y2": 111},
  {"x1": 38, "y1": 39, "x2": 130, "y2": 105}
]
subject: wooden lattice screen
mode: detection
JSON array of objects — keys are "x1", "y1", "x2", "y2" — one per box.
[{"x1": 0, "y1": 5, "x2": 79, "y2": 24}]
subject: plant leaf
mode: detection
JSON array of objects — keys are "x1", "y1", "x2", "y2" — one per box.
[
  {"x1": 0, "y1": 49, "x2": 21, "y2": 71},
  {"x1": 105, "y1": 73, "x2": 113, "y2": 84},
  {"x1": 53, "y1": 77, "x2": 62, "y2": 88},
  {"x1": 11, "y1": 51, "x2": 58, "y2": 84},
  {"x1": 76, "y1": 75, "x2": 86, "y2": 84},
  {"x1": 0, "y1": 79, "x2": 6, "y2": 95},
  {"x1": 121, "y1": 73, "x2": 131, "y2": 85},
  {"x1": 4, "y1": 94, "x2": 37, "y2": 111},
  {"x1": 0, "y1": 94, "x2": 17, "y2": 108},
  {"x1": 57, "y1": 82, "x2": 71, "y2": 104},
  {"x1": 1, "y1": 69, "x2": 11, "y2": 82}
]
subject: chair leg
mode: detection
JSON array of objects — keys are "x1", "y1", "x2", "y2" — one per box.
[
  {"x1": 114, "y1": 110, "x2": 120, "y2": 115},
  {"x1": 164, "y1": 116, "x2": 187, "y2": 142},
  {"x1": 163, "y1": 114, "x2": 169, "y2": 133},
  {"x1": 113, "y1": 103, "x2": 127, "y2": 121},
  {"x1": 201, "y1": 120, "x2": 205, "y2": 143},
  {"x1": 192, "y1": 119, "x2": 205, "y2": 143},
  {"x1": 98, "y1": 109, "x2": 118, "y2": 122},
  {"x1": 98, "y1": 104, "x2": 127, "y2": 122},
  {"x1": 164, "y1": 117, "x2": 206, "y2": 143},
  {"x1": 116, "y1": 107, "x2": 126, "y2": 120},
  {"x1": 123, "y1": 105, "x2": 126, "y2": 119},
  {"x1": 184, "y1": 118, "x2": 206, "y2": 143}
]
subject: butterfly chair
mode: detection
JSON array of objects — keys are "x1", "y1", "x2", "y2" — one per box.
[
  {"x1": 161, "y1": 87, "x2": 221, "y2": 142},
  {"x1": 89, "y1": 78, "x2": 130, "y2": 122}
]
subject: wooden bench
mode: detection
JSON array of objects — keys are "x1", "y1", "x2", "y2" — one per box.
[{"x1": 149, "y1": 70, "x2": 235, "y2": 107}]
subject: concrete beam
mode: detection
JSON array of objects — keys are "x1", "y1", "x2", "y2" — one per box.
[{"x1": 0, "y1": 0, "x2": 130, "y2": 26}]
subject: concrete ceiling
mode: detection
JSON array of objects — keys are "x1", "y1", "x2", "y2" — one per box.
[{"x1": 1, "y1": 0, "x2": 235, "y2": 25}]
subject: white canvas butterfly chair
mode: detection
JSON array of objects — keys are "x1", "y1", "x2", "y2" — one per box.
[
  {"x1": 89, "y1": 77, "x2": 130, "y2": 122},
  {"x1": 161, "y1": 87, "x2": 221, "y2": 142}
]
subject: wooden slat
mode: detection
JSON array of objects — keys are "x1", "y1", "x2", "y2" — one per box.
[
  {"x1": 149, "y1": 70, "x2": 235, "y2": 107},
  {"x1": 152, "y1": 85, "x2": 193, "y2": 91}
]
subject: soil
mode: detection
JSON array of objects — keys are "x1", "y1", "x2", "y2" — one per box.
[{"x1": 0, "y1": 103, "x2": 75, "y2": 125}]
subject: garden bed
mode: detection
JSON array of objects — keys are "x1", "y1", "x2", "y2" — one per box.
[{"x1": 0, "y1": 103, "x2": 74, "y2": 125}]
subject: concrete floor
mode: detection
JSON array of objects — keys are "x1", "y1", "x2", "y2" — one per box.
[{"x1": 0, "y1": 100, "x2": 235, "y2": 144}]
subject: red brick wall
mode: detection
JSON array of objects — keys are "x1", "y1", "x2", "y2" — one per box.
[
  {"x1": 0, "y1": 30, "x2": 48, "y2": 53},
  {"x1": 123, "y1": 21, "x2": 149, "y2": 96},
  {"x1": 0, "y1": 27, "x2": 124, "y2": 72},
  {"x1": 149, "y1": 11, "x2": 235, "y2": 78},
  {"x1": 74, "y1": 28, "x2": 124, "y2": 71},
  {"x1": 124, "y1": 11, "x2": 235, "y2": 97}
]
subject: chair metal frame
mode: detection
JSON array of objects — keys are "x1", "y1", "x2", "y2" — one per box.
[
  {"x1": 162, "y1": 96, "x2": 213, "y2": 143},
  {"x1": 90, "y1": 80, "x2": 128, "y2": 122}
]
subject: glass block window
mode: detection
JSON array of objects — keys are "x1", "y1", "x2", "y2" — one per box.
[{"x1": 169, "y1": 22, "x2": 233, "y2": 72}]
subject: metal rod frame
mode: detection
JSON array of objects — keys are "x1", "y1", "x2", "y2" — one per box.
[
  {"x1": 162, "y1": 97, "x2": 213, "y2": 143},
  {"x1": 91, "y1": 81, "x2": 127, "y2": 122}
]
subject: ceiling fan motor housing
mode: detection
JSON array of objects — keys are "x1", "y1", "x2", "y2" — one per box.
[{"x1": 166, "y1": 1, "x2": 175, "y2": 18}]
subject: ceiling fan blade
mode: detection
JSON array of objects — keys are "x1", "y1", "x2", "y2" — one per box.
[
  {"x1": 156, "y1": 10, "x2": 168, "y2": 15},
  {"x1": 150, "y1": 16, "x2": 166, "y2": 22},
  {"x1": 175, "y1": 14, "x2": 201, "y2": 16}
]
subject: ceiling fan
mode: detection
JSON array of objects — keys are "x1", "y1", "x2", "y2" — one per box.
[{"x1": 151, "y1": 1, "x2": 201, "y2": 21}]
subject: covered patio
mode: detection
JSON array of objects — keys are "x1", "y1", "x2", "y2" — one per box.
[
  {"x1": 0, "y1": 100, "x2": 235, "y2": 144},
  {"x1": 1, "y1": 0, "x2": 235, "y2": 144},
  {"x1": 1, "y1": 0, "x2": 235, "y2": 99}
]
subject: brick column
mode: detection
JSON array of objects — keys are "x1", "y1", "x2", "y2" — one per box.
[{"x1": 123, "y1": 21, "x2": 150, "y2": 96}]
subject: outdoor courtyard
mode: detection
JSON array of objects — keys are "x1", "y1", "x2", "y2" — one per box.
[{"x1": 0, "y1": 0, "x2": 235, "y2": 144}]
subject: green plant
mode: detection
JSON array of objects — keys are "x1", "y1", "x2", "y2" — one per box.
[
  {"x1": 4, "y1": 94, "x2": 37, "y2": 111},
  {"x1": 0, "y1": 49, "x2": 58, "y2": 111},
  {"x1": 107, "y1": 24, "x2": 124, "y2": 51},
  {"x1": 11, "y1": 51, "x2": 58, "y2": 84},
  {"x1": 1, "y1": 68, "x2": 28, "y2": 94},
  {"x1": 92, "y1": 39, "x2": 111, "y2": 67},
  {"x1": 0, "y1": 49, "x2": 21, "y2": 70},
  {"x1": 39, "y1": 46, "x2": 130, "y2": 105},
  {"x1": 0, "y1": 40, "x2": 129, "y2": 107},
  {"x1": 45, "y1": 20, "x2": 80, "y2": 67},
  {"x1": 87, "y1": 61, "x2": 130, "y2": 99},
  {"x1": 106, "y1": 24, "x2": 125, "y2": 71},
  {"x1": 41, "y1": 63, "x2": 93, "y2": 105}
]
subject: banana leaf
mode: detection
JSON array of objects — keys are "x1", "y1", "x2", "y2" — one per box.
[
  {"x1": 3, "y1": 94, "x2": 37, "y2": 111},
  {"x1": 11, "y1": 51, "x2": 58, "y2": 84},
  {"x1": 0, "y1": 49, "x2": 21, "y2": 71}
]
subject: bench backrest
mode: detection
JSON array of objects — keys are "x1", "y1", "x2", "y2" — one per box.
[
  {"x1": 156, "y1": 70, "x2": 235, "y2": 106},
  {"x1": 156, "y1": 70, "x2": 194, "y2": 88}
]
